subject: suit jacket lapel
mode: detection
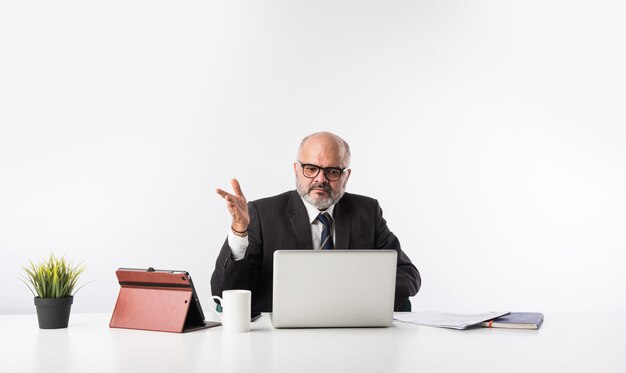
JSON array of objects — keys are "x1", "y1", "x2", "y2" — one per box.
[
  {"x1": 334, "y1": 194, "x2": 351, "y2": 249},
  {"x1": 287, "y1": 191, "x2": 313, "y2": 249}
]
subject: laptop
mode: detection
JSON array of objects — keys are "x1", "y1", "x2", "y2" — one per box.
[
  {"x1": 110, "y1": 267, "x2": 220, "y2": 333},
  {"x1": 271, "y1": 250, "x2": 397, "y2": 328}
]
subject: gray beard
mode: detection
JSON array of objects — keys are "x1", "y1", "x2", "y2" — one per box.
[
  {"x1": 296, "y1": 181, "x2": 344, "y2": 210},
  {"x1": 302, "y1": 192, "x2": 336, "y2": 210}
]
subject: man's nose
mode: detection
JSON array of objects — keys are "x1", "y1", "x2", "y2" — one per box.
[{"x1": 313, "y1": 169, "x2": 328, "y2": 184}]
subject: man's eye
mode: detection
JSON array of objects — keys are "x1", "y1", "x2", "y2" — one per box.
[{"x1": 305, "y1": 166, "x2": 319, "y2": 172}]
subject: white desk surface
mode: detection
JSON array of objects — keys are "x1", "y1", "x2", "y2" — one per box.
[{"x1": 1, "y1": 311, "x2": 624, "y2": 373}]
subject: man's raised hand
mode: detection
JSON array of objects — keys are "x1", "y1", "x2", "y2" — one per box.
[{"x1": 216, "y1": 178, "x2": 250, "y2": 235}]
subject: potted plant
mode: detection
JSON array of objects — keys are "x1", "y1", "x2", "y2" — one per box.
[{"x1": 22, "y1": 253, "x2": 87, "y2": 329}]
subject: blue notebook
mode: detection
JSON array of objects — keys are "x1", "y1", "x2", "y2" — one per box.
[{"x1": 481, "y1": 312, "x2": 544, "y2": 330}]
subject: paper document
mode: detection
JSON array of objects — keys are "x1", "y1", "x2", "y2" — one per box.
[{"x1": 394, "y1": 311, "x2": 510, "y2": 330}]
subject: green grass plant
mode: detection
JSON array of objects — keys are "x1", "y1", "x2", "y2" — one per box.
[{"x1": 23, "y1": 254, "x2": 86, "y2": 298}]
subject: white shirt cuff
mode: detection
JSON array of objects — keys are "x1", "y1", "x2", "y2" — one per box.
[{"x1": 228, "y1": 230, "x2": 249, "y2": 261}]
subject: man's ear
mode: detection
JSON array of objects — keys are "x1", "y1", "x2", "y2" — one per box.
[{"x1": 293, "y1": 162, "x2": 298, "y2": 175}]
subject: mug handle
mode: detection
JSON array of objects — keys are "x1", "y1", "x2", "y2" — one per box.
[{"x1": 211, "y1": 296, "x2": 223, "y2": 319}]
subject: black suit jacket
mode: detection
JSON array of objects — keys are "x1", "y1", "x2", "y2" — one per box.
[{"x1": 211, "y1": 190, "x2": 421, "y2": 312}]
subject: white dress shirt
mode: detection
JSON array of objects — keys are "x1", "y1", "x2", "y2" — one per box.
[{"x1": 228, "y1": 197, "x2": 336, "y2": 260}]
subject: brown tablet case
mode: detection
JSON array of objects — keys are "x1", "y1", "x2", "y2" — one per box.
[{"x1": 109, "y1": 268, "x2": 220, "y2": 333}]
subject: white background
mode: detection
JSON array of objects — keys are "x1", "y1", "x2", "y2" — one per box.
[{"x1": 1, "y1": 0, "x2": 625, "y2": 315}]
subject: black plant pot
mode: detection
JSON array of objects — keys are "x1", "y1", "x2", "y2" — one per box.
[{"x1": 34, "y1": 296, "x2": 73, "y2": 329}]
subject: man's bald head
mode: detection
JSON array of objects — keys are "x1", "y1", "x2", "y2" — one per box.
[{"x1": 297, "y1": 132, "x2": 351, "y2": 168}]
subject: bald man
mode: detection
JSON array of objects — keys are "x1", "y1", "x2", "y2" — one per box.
[{"x1": 211, "y1": 132, "x2": 421, "y2": 312}]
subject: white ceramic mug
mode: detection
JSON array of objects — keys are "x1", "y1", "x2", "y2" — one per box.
[{"x1": 211, "y1": 290, "x2": 251, "y2": 333}]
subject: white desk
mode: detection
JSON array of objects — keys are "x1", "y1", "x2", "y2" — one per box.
[{"x1": 1, "y1": 311, "x2": 624, "y2": 373}]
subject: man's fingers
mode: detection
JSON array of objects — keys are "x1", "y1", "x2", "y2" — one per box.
[
  {"x1": 217, "y1": 179, "x2": 246, "y2": 202},
  {"x1": 215, "y1": 188, "x2": 232, "y2": 200},
  {"x1": 231, "y1": 178, "x2": 246, "y2": 201},
  {"x1": 217, "y1": 181, "x2": 249, "y2": 225},
  {"x1": 215, "y1": 180, "x2": 251, "y2": 229},
  {"x1": 224, "y1": 195, "x2": 241, "y2": 207},
  {"x1": 217, "y1": 188, "x2": 245, "y2": 210}
]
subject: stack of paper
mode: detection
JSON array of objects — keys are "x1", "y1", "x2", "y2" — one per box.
[{"x1": 393, "y1": 311, "x2": 511, "y2": 330}]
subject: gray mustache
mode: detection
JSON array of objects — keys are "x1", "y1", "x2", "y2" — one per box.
[{"x1": 308, "y1": 183, "x2": 331, "y2": 193}]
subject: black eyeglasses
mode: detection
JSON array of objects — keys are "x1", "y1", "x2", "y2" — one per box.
[{"x1": 297, "y1": 161, "x2": 348, "y2": 181}]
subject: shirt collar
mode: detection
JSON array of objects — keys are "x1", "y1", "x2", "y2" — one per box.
[{"x1": 300, "y1": 196, "x2": 336, "y2": 224}]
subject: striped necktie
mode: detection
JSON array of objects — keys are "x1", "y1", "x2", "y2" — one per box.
[{"x1": 317, "y1": 212, "x2": 334, "y2": 250}]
